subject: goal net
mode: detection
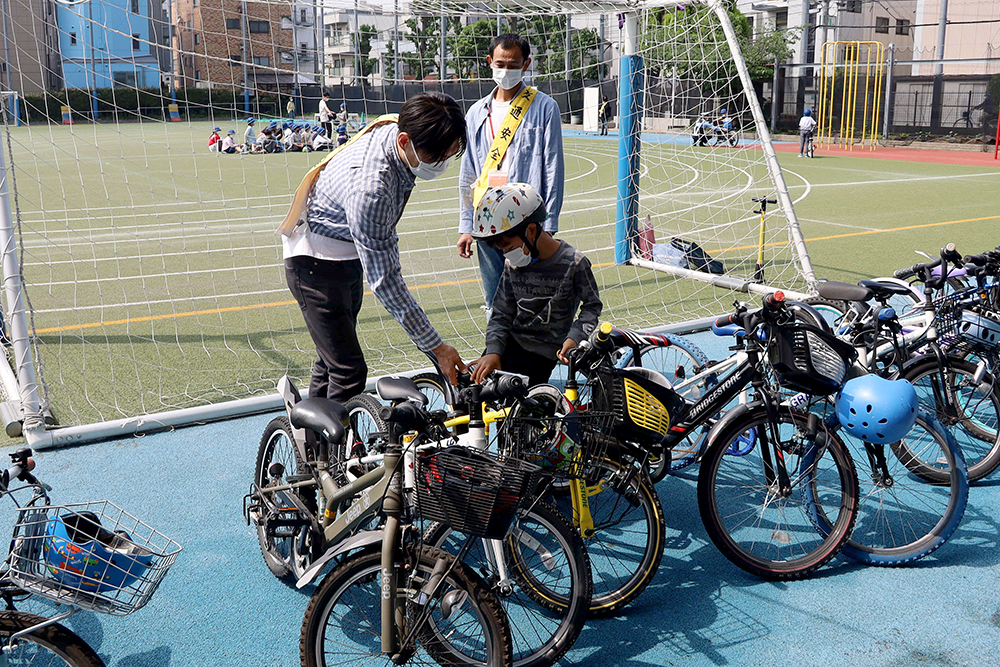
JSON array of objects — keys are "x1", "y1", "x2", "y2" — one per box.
[{"x1": 0, "y1": 0, "x2": 813, "y2": 445}]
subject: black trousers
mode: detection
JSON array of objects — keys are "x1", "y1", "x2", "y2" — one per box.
[
  {"x1": 285, "y1": 256, "x2": 367, "y2": 402},
  {"x1": 500, "y1": 338, "x2": 559, "y2": 387}
]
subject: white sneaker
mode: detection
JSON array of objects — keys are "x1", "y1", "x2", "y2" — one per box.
[{"x1": 797, "y1": 153, "x2": 802, "y2": 157}]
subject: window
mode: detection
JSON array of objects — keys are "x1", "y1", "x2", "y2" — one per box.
[
  {"x1": 70, "y1": 32, "x2": 77, "y2": 45},
  {"x1": 775, "y1": 9, "x2": 788, "y2": 30},
  {"x1": 840, "y1": 0, "x2": 862, "y2": 13},
  {"x1": 195, "y1": 70, "x2": 201, "y2": 80},
  {"x1": 252, "y1": 56, "x2": 270, "y2": 66},
  {"x1": 229, "y1": 55, "x2": 242, "y2": 65},
  {"x1": 194, "y1": 33, "x2": 200, "y2": 45},
  {"x1": 300, "y1": 9, "x2": 307, "y2": 23},
  {"x1": 130, "y1": 0, "x2": 138, "y2": 13},
  {"x1": 895, "y1": 19, "x2": 911, "y2": 36},
  {"x1": 248, "y1": 21, "x2": 270, "y2": 34},
  {"x1": 225, "y1": 18, "x2": 240, "y2": 30},
  {"x1": 113, "y1": 71, "x2": 136, "y2": 87},
  {"x1": 875, "y1": 17, "x2": 889, "y2": 34},
  {"x1": 132, "y1": 34, "x2": 141, "y2": 51}
]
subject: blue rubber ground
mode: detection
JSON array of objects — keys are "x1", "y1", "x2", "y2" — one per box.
[{"x1": 7, "y1": 328, "x2": 1000, "y2": 666}]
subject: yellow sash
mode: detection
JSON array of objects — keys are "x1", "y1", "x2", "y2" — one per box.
[
  {"x1": 277, "y1": 114, "x2": 399, "y2": 237},
  {"x1": 471, "y1": 85, "x2": 538, "y2": 209}
]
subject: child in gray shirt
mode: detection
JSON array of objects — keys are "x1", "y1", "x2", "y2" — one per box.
[{"x1": 469, "y1": 183, "x2": 602, "y2": 386}]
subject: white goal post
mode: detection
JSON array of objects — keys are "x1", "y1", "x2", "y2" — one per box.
[{"x1": 0, "y1": 0, "x2": 816, "y2": 448}]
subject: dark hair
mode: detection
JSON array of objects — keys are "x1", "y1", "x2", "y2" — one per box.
[
  {"x1": 488, "y1": 33, "x2": 530, "y2": 61},
  {"x1": 398, "y1": 92, "x2": 467, "y2": 162},
  {"x1": 322, "y1": 91, "x2": 329, "y2": 97}
]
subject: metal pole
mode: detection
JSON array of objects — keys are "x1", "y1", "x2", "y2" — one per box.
[
  {"x1": 167, "y1": 0, "x2": 177, "y2": 102},
  {"x1": 88, "y1": 1, "x2": 98, "y2": 118},
  {"x1": 771, "y1": 60, "x2": 780, "y2": 133},
  {"x1": 394, "y1": 0, "x2": 400, "y2": 82},
  {"x1": 242, "y1": 0, "x2": 249, "y2": 113},
  {"x1": 565, "y1": 15, "x2": 571, "y2": 79},
  {"x1": 934, "y1": 0, "x2": 949, "y2": 77},
  {"x1": 614, "y1": 12, "x2": 641, "y2": 264},
  {"x1": 497, "y1": 3, "x2": 502, "y2": 36},
  {"x1": 883, "y1": 42, "x2": 894, "y2": 138},
  {"x1": 1, "y1": 0, "x2": 13, "y2": 94},
  {"x1": 440, "y1": 10, "x2": 446, "y2": 83},
  {"x1": 712, "y1": 0, "x2": 817, "y2": 289},
  {"x1": 354, "y1": 0, "x2": 360, "y2": 85},
  {"x1": 314, "y1": 0, "x2": 322, "y2": 88},
  {"x1": 0, "y1": 129, "x2": 44, "y2": 436}
]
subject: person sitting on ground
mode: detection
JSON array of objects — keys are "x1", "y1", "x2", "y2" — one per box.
[
  {"x1": 312, "y1": 127, "x2": 333, "y2": 152},
  {"x1": 798, "y1": 108, "x2": 817, "y2": 157},
  {"x1": 243, "y1": 118, "x2": 257, "y2": 152},
  {"x1": 285, "y1": 125, "x2": 303, "y2": 152},
  {"x1": 336, "y1": 124, "x2": 349, "y2": 147},
  {"x1": 221, "y1": 129, "x2": 238, "y2": 154},
  {"x1": 208, "y1": 126, "x2": 222, "y2": 152},
  {"x1": 468, "y1": 182, "x2": 602, "y2": 387}
]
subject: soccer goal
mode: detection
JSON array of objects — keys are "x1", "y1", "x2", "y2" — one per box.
[{"x1": 0, "y1": 0, "x2": 814, "y2": 447}]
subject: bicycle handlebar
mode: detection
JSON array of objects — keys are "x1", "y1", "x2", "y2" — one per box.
[
  {"x1": 379, "y1": 402, "x2": 427, "y2": 432},
  {"x1": 479, "y1": 374, "x2": 526, "y2": 404}
]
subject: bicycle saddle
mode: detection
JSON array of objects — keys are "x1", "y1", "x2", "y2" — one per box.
[
  {"x1": 376, "y1": 377, "x2": 428, "y2": 406},
  {"x1": 290, "y1": 398, "x2": 348, "y2": 444},
  {"x1": 818, "y1": 280, "x2": 872, "y2": 302},
  {"x1": 858, "y1": 280, "x2": 915, "y2": 297}
]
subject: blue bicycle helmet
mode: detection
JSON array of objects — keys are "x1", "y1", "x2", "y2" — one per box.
[
  {"x1": 43, "y1": 511, "x2": 154, "y2": 594},
  {"x1": 804, "y1": 109, "x2": 813, "y2": 117},
  {"x1": 835, "y1": 375, "x2": 918, "y2": 444}
]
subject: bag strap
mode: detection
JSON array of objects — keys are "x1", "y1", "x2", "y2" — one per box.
[
  {"x1": 471, "y1": 86, "x2": 538, "y2": 210},
  {"x1": 277, "y1": 114, "x2": 399, "y2": 237}
]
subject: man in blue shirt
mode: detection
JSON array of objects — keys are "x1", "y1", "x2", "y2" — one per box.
[
  {"x1": 457, "y1": 33, "x2": 565, "y2": 310},
  {"x1": 283, "y1": 92, "x2": 468, "y2": 400}
]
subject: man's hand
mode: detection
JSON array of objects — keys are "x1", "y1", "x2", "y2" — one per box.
[
  {"x1": 557, "y1": 338, "x2": 578, "y2": 364},
  {"x1": 470, "y1": 354, "x2": 502, "y2": 384},
  {"x1": 432, "y1": 343, "x2": 467, "y2": 385},
  {"x1": 457, "y1": 234, "x2": 475, "y2": 259}
]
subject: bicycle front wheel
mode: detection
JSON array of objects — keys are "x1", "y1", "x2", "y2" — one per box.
[
  {"x1": 301, "y1": 546, "x2": 512, "y2": 667},
  {"x1": 423, "y1": 502, "x2": 591, "y2": 667},
  {"x1": 835, "y1": 411, "x2": 968, "y2": 566},
  {"x1": 902, "y1": 355, "x2": 1000, "y2": 483},
  {"x1": 697, "y1": 406, "x2": 859, "y2": 580},
  {"x1": 0, "y1": 611, "x2": 105, "y2": 667}
]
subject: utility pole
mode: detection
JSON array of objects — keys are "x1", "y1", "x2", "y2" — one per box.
[
  {"x1": 440, "y1": 11, "x2": 446, "y2": 83},
  {"x1": 564, "y1": 15, "x2": 571, "y2": 79},
  {"x1": 242, "y1": 0, "x2": 249, "y2": 114},
  {"x1": 354, "y1": 0, "x2": 360, "y2": 86},
  {"x1": 930, "y1": 0, "x2": 949, "y2": 131},
  {"x1": 314, "y1": 0, "x2": 322, "y2": 91},
  {"x1": 167, "y1": 0, "x2": 178, "y2": 103},
  {"x1": 394, "y1": 0, "x2": 401, "y2": 83},
  {"x1": 87, "y1": 0, "x2": 98, "y2": 118}
]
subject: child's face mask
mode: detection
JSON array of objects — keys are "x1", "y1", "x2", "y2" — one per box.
[{"x1": 504, "y1": 244, "x2": 533, "y2": 268}]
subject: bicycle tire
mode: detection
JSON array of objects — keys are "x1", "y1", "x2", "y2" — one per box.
[
  {"x1": 300, "y1": 546, "x2": 513, "y2": 667},
  {"x1": 901, "y1": 355, "x2": 1000, "y2": 483},
  {"x1": 344, "y1": 392, "x2": 390, "y2": 462},
  {"x1": 411, "y1": 372, "x2": 454, "y2": 413},
  {"x1": 423, "y1": 501, "x2": 591, "y2": 667},
  {"x1": 833, "y1": 410, "x2": 969, "y2": 566},
  {"x1": 254, "y1": 416, "x2": 317, "y2": 581},
  {"x1": 727, "y1": 131, "x2": 739, "y2": 147},
  {"x1": 0, "y1": 610, "x2": 106, "y2": 667},
  {"x1": 697, "y1": 406, "x2": 859, "y2": 580},
  {"x1": 801, "y1": 297, "x2": 849, "y2": 332},
  {"x1": 618, "y1": 334, "x2": 712, "y2": 474},
  {"x1": 551, "y1": 458, "x2": 665, "y2": 615}
]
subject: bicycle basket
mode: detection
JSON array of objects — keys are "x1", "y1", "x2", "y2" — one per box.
[
  {"x1": 7, "y1": 500, "x2": 182, "y2": 616},
  {"x1": 766, "y1": 321, "x2": 857, "y2": 396},
  {"x1": 416, "y1": 447, "x2": 540, "y2": 540},
  {"x1": 589, "y1": 366, "x2": 687, "y2": 448},
  {"x1": 500, "y1": 409, "x2": 617, "y2": 477}
]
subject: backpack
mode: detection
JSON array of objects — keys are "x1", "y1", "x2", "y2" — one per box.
[{"x1": 670, "y1": 238, "x2": 725, "y2": 275}]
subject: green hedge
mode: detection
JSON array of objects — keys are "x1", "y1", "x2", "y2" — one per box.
[{"x1": 16, "y1": 87, "x2": 283, "y2": 124}]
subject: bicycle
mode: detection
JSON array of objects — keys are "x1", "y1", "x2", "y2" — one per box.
[
  {"x1": 804, "y1": 131, "x2": 816, "y2": 158},
  {"x1": 0, "y1": 447, "x2": 182, "y2": 667},
  {"x1": 246, "y1": 376, "x2": 529, "y2": 667}
]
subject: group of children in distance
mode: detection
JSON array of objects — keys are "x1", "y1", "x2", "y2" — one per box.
[{"x1": 208, "y1": 118, "x2": 349, "y2": 155}]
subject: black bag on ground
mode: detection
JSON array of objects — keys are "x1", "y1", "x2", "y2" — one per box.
[{"x1": 670, "y1": 237, "x2": 725, "y2": 275}]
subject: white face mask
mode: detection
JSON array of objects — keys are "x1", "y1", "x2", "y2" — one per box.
[
  {"x1": 504, "y1": 246, "x2": 533, "y2": 268},
  {"x1": 492, "y1": 65, "x2": 524, "y2": 91},
  {"x1": 405, "y1": 142, "x2": 451, "y2": 180}
]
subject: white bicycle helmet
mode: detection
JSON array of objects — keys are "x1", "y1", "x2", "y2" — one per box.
[{"x1": 472, "y1": 183, "x2": 546, "y2": 242}]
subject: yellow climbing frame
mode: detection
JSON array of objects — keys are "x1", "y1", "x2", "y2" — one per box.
[{"x1": 817, "y1": 41, "x2": 885, "y2": 151}]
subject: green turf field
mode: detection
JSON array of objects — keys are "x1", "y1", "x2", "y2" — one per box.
[{"x1": 3, "y1": 119, "x2": 999, "y2": 428}]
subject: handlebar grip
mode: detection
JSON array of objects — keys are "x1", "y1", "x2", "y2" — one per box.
[
  {"x1": 714, "y1": 313, "x2": 740, "y2": 329},
  {"x1": 965, "y1": 253, "x2": 990, "y2": 267},
  {"x1": 941, "y1": 243, "x2": 961, "y2": 263},
  {"x1": 480, "y1": 374, "x2": 526, "y2": 403},
  {"x1": 894, "y1": 265, "x2": 918, "y2": 280},
  {"x1": 592, "y1": 321, "x2": 613, "y2": 345},
  {"x1": 762, "y1": 291, "x2": 785, "y2": 310}
]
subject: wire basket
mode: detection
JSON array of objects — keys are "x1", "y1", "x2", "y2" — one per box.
[
  {"x1": 7, "y1": 500, "x2": 182, "y2": 616},
  {"x1": 500, "y1": 410, "x2": 617, "y2": 478},
  {"x1": 934, "y1": 285, "x2": 1000, "y2": 351},
  {"x1": 415, "y1": 448, "x2": 540, "y2": 540}
]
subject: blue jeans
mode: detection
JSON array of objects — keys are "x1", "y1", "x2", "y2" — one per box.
[{"x1": 477, "y1": 241, "x2": 506, "y2": 309}]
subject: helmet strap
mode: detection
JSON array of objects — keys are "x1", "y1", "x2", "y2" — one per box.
[{"x1": 518, "y1": 223, "x2": 540, "y2": 260}]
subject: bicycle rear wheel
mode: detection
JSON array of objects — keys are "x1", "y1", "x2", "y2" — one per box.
[
  {"x1": 0, "y1": 611, "x2": 105, "y2": 667},
  {"x1": 423, "y1": 502, "x2": 591, "y2": 667},
  {"x1": 698, "y1": 406, "x2": 859, "y2": 580},
  {"x1": 833, "y1": 411, "x2": 968, "y2": 566},
  {"x1": 301, "y1": 546, "x2": 512, "y2": 667}
]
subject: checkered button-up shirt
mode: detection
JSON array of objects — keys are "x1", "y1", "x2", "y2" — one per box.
[{"x1": 306, "y1": 123, "x2": 442, "y2": 352}]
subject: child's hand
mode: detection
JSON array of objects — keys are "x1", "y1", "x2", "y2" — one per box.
[
  {"x1": 471, "y1": 354, "x2": 502, "y2": 384},
  {"x1": 557, "y1": 338, "x2": 578, "y2": 364}
]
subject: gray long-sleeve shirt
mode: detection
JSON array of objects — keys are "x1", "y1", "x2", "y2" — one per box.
[{"x1": 485, "y1": 241, "x2": 602, "y2": 359}]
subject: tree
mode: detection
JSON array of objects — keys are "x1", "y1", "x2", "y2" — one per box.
[
  {"x1": 354, "y1": 24, "x2": 379, "y2": 85},
  {"x1": 403, "y1": 16, "x2": 442, "y2": 80},
  {"x1": 449, "y1": 18, "x2": 497, "y2": 80}
]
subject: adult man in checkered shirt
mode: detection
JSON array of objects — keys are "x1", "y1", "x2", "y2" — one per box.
[{"x1": 283, "y1": 92, "x2": 468, "y2": 400}]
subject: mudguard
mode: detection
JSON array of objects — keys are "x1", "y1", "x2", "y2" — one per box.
[
  {"x1": 295, "y1": 529, "x2": 383, "y2": 589},
  {"x1": 703, "y1": 400, "x2": 762, "y2": 453}
]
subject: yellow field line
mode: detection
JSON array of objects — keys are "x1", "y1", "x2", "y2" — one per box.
[
  {"x1": 31, "y1": 213, "x2": 990, "y2": 335},
  {"x1": 715, "y1": 213, "x2": 1000, "y2": 254}
]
